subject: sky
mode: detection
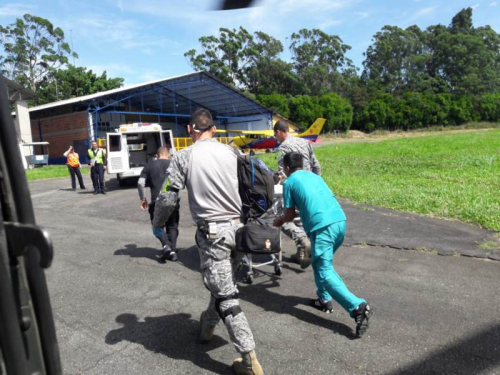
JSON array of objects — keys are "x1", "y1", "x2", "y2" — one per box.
[{"x1": 1, "y1": 0, "x2": 499, "y2": 86}]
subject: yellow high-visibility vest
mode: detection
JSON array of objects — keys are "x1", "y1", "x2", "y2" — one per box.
[{"x1": 88, "y1": 148, "x2": 104, "y2": 164}]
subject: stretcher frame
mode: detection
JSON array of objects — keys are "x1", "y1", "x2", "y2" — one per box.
[{"x1": 240, "y1": 185, "x2": 283, "y2": 284}]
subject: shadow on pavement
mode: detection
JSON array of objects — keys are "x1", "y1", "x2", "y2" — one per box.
[
  {"x1": 177, "y1": 245, "x2": 305, "y2": 276},
  {"x1": 179, "y1": 246, "x2": 357, "y2": 340},
  {"x1": 177, "y1": 245, "x2": 201, "y2": 272},
  {"x1": 114, "y1": 244, "x2": 162, "y2": 262},
  {"x1": 105, "y1": 313, "x2": 232, "y2": 374},
  {"x1": 105, "y1": 177, "x2": 139, "y2": 192},
  {"x1": 239, "y1": 278, "x2": 357, "y2": 340},
  {"x1": 279, "y1": 261, "x2": 307, "y2": 274},
  {"x1": 387, "y1": 323, "x2": 500, "y2": 375},
  {"x1": 77, "y1": 190, "x2": 97, "y2": 195}
]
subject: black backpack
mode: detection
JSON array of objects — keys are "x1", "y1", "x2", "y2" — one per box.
[{"x1": 237, "y1": 155, "x2": 275, "y2": 223}]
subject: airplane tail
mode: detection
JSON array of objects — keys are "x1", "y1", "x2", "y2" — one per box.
[{"x1": 298, "y1": 118, "x2": 326, "y2": 141}]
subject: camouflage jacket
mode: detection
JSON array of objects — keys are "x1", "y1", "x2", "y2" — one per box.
[{"x1": 276, "y1": 136, "x2": 321, "y2": 176}]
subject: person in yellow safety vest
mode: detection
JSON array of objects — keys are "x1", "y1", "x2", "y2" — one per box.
[
  {"x1": 88, "y1": 141, "x2": 107, "y2": 195},
  {"x1": 64, "y1": 146, "x2": 86, "y2": 191}
]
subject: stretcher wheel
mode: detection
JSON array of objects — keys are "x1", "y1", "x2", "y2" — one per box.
[
  {"x1": 274, "y1": 264, "x2": 282, "y2": 276},
  {"x1": 246, "y1": 272, "x2": 254, "y2": 284}
]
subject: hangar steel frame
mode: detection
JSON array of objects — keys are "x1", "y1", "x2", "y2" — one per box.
[{"x1": 86, "y1": 72, "x2": 272, "y2": 140}]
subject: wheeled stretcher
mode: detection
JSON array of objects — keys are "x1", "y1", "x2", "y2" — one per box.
[{"x1": 239, "y1": 184, "x2": 283, "y2": 284}]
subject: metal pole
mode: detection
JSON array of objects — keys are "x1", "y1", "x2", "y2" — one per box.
[
  {"x1": 173, "y1": 91, "x2": 178, "y2": 136},
  {"x1": 94, "y1": 110, "x2": 98, "y2": 141}
]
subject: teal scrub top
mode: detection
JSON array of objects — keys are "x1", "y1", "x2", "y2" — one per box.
[{"x1": 283, "y1": 170, "x2": 346, "y2": 234}]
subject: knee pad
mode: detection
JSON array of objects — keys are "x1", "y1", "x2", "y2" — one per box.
[
  {"x1": 152, "y1": 226, "x2": 163, "y2": 239},
  {"x1": 214, "y1": 293, "x2": 242, "y2": 322}
]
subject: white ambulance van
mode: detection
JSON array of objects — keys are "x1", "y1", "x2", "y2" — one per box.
[{"x1": 106, "y1": 123, "x2": 175, "y2": 186}]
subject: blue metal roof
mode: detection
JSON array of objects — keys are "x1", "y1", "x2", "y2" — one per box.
[{"x1": 30, "y1": 71, "x2": 272, "y2": 120}]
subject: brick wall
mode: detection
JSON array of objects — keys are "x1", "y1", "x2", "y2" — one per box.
[{"x1": 30, "y1": 111, "x2": 89, "y2": 163}]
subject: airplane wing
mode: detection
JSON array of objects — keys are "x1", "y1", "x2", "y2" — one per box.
[
  {"x1": 216, "y1": 118, "x2": 325, "y2": 139},
  {"x1": 216, "y1": 129, "x2": 274, "y2": 136}
]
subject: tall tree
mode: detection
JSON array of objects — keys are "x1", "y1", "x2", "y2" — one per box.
[
  {"x1": 428, "y1": 9, "x2": 500, "y2": 95},
  {"x1": 184, "y1": 27, "x2": 257, "y2": 87},
  {"x1": 0, "y1": 14, "x2": 77, "y2": 92},
  {"x1": 289, "y1": 29, "x2": 354, "y2": 75},
  {"x1": 184, "y1": 27, "x2": 294, "y2": 95},
  {"x1": 450, "y1": 8, "x2": 473, "y2": 34},
  {"x1": 245, "y1": 31, "x2": 305, "y2": 95},
  {"x1": 362, "y1": 25, "x2": 435, "y2": 95},
  {"x1": 246, "y1": 58, "x2": 305, "y2": 95},
  {"x1": 36, "y1": 65, "x2": 124, "y2": 105},
  {"x1": 289, "y1": 29, "x2": 356, "y2": 95},
  {"x1": 362, "y1": 8, "x2": 500, "y2": 96}
]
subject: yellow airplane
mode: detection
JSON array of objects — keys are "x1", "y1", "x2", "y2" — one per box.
[{"x1": 216, "y1": 118, "x2": 326, "y2": 150}]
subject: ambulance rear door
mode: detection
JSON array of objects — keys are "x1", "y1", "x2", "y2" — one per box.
[
  {"x1": 161, "y1": 130, "x2": 176, "y2": 155},
  {"x1": 106, "y1": 132, "x2": 130, "y2": 174}
]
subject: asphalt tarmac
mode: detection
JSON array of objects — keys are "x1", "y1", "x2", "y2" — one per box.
[{"x1": 30, "y1": 174, "x2": 500, "y2": 374}]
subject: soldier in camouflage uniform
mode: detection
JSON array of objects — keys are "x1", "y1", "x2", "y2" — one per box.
[
  {"x1": 153, "y1": 109, "x2": 263, "y2": 375},
  {"x1": 274, "y1": 120, "x2": 321, "y2": 268}
]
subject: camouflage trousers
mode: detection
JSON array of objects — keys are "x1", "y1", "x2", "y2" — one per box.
[
  {"x1": 196, "y1": 222, "x2": 255, "y2": 354},
  {"x1": 279, "y1": 208, "x2": 307, "y2": 246}
]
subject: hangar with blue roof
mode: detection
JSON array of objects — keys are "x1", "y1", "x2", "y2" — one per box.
[{"x1": 28, "y1": 71, "x2": 276, "y2": 163}]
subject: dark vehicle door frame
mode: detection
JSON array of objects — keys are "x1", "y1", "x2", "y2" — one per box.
[{"x1": 0, "y1": 78, "x2": 62, "y2": 374}]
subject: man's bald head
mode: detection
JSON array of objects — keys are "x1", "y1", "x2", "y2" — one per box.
[{"x1": 157, "y1": 146, "x2": 170, "y2": 159}]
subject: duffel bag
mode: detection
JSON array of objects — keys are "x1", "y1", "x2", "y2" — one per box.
[{"x1": 236, "y1": 219, "x2": 280, "y2": 254}]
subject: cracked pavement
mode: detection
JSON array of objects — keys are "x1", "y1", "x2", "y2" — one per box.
[
  {"x1": 30, "y1": 175, "x2": 500, "y2": 374},
  {"x1": 340, "y1": 199, "x2": 500, "y2": 261}
]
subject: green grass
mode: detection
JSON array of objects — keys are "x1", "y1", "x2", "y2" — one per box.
[
  {"x1": 479, "y1": 241, "x2": 500, "y2": 251},
  {"x1": 260, "y1": 129, "x2": 500, "y2": 231},
  {"x1": 371, "y1": 122, "x2": 500, "y2": 135},
  {"x1": 26, "y1": 166, "x2": 90, "y2": 181}
]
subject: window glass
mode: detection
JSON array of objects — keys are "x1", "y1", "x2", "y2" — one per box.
[
  {"x1": 109, "y1": 135, "x2": 122, "y2": 152},
  {"x1": 163, "y1": 132, "x2": 172, "y2": 149}
]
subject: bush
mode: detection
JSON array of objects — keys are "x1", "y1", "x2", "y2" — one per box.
[
  {"x1": 428, "y1": 93, "x2": 452, "y2": 125},
  {"x1": 288, "y1": 95, "x2": 324, "y2": 129},
  {"x1": 256, "y1": 93, "x2": 290, "y2": 118},
  {"x1": 449, "y1": 96, "x2": 478, "y2": 125},
  {"x1": 364, "y1": 99, "x2": 387, "y2": 131},
  {"x1": 319, "y1": 93, "x2": 353, "y2": 132},
  {"x1": 351, "y1": 91, "x2": 499, "y2": 132},
  {"x1": 279, "y1": 91, "x2": 499, "y2": 133},
  {"x1": 478, "y1": 94, "x2": 500, "y2": 122}
]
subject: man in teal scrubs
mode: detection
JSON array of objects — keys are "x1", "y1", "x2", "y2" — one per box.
[{"x1": 273, "y1": 152, "x2": 372, "y2": 338}]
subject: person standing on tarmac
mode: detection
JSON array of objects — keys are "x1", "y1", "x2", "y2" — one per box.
[
  {"x1": 153, "y1": 109, "x2": 263, "y2": 375},
  {"x1": 273, "y1": 120, "x2": 321, "y2": 268},
  {"x1": 63, "y1": 145, "x2": 86, "y2": 190},
  {"x1": 137, "y1": 146, "x2": 180, "y2": 262},
  {"x1": 88, "y1": 141, "x2": 107, "y2": 195}
]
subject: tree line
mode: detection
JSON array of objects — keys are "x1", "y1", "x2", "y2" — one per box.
[
  {"x1": 185, "y1": 8, "x2": 500, "y2": 132},
  {"x1": 0, "y1": 14, "x2": 123, "y2": 105},
  {"x1": 1, "y1": 9, "x2": 499, "y2": 131}
]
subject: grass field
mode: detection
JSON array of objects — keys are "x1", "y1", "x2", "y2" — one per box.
[
  {"x1": 260, "y1": 129, "x2": 500, "y2": 232},
  {"x1": 26, "y1": 166, "x2": 91, "y2": 181}
]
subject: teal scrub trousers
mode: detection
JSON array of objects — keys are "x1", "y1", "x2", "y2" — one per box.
[{"x1": 310, "y1": 221, "x2": 365, "y2": 317}]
